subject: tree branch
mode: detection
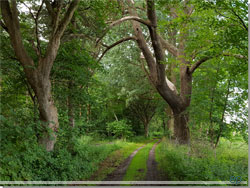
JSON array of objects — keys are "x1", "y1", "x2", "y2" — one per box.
[
  {"x1": 189, "y1": 56, "x2": 214, "y2": 74},
  {"x1": 230, "y1": 8, "x2": 248, "y2": 32},
  {"x1": 158, "y1": 34, "x2": 179, "y2": 57},
  {"x1": 96, "y1": 16, "x2": 151, "y2": 46},
  {"x1": 45, "y1": 0, "x2": 55, "y2": 19},
  {"x1": 0, "y1": 20, "x2": 8, "y2": 32},
  {"x1": 54, "y1": 0, "x2": 80, "y2": 39},
  {"x1": 189, "y1": 52, "x2": 247, "y2": 74},
  {"x1": 41, "y1": 0, "x2": 80, "y2": 78},
  {"x1": 98, "y1": 36, "x2": 137, "y2": 62},
  {"x1": 0, "y1": 1, "x2": 34, "y2": 68},
  {"x1": 222, "y1": 52, "x2": 247, "y2": 60},
  {"x1": 34, "y1": 0, "x2": 45, "y2": 56},
  {"x1": 109, "y1": 16, "x2": 151, "y2": 27}
]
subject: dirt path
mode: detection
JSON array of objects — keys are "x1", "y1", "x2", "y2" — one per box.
[
  {"x1": 145, "y1": 139, "x2": 166, "y2": 181},
  {"x1": 103, "y1": 144, "x2": 146, "y2": 181}
]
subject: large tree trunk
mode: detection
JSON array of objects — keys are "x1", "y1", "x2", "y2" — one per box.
[
  {"x1": 144, "y1": 121, "x2": 149, "y2": 137},
  {"x1": 127, "y1": 0, "x2": 191, "y2": 144},
  {"x1": 173, "y1": 111, "x2": 190, "y2": 144},
  {"x1": 36, "y1": 79, "x2": 59, "y2": 151}
]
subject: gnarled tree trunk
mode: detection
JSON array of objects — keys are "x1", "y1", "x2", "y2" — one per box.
[
  {"x1": 1, "y1": 0, "x2": 80, "y2": 151},
  {"x1": 126, "y1": 0, "x2": 191, "y2": 144},
  {"x1": 173, "y1": 111, "x2": 190, "y2": 144}
]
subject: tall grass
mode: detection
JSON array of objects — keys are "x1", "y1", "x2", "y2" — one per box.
[{"x1": 155, "y1": 137, "x2": 248, "y2": 183}]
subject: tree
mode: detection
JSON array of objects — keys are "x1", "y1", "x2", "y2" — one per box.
[
  {"x1": 0, "y1": 0, "x2": 80, "y2": 151},
  {"x1": 128, "y1": 98, "x2": 157, "y2": 137},
  {"x1": 98, "y1": 0, "x2": 247, "y2": 144}
]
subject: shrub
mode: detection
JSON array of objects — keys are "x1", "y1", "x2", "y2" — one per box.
[
  {"x1": 0, "y1": 113, "x2": 124, "y2": 181},
  {"x1": 155, "y1": 138, "x2": 248, "y2": 183},
  {"x1": 106, "y1": 120, "x2": 134, "y2": 140}
]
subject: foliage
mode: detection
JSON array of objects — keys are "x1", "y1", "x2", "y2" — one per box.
[
  {"x1": 106, "y1": 120, "x2": 134, "y2": 140},
  {"x1": 155, "y1": 138, "x2": 248, "y2": 182},
  {"x1": 0, "y1": 114, "x2": 123, "y2": 181},
  {"x1": 0, "y1": 0, "x2": 248, "y2": 183}
]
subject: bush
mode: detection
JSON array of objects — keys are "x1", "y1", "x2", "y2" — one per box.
[
  {"x1": 106, "y1": 120, "x2": 134, "y2": 140},
  {"x1": 0, "y1": 113, "x2": 123, "y2": 181},
  {"x1": 155, "y1": 138, "x2": 248, "y2": 182},
  {"x1": 150, "y1": 131, "x2": 163, "y2": 138}
]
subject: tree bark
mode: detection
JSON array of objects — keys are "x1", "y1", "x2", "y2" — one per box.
[
  {"x1": 144, "y1": 121, "x2": 149, "y2": 137},
  {"x1": 173, "y1": 111, "x2": 190, "y2": 144},
  {"x1": 35, "y1": 78, "x2": 59, "y2": 151}
]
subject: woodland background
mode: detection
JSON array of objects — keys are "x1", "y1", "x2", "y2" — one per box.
[{"x1": 0, "y1": 0, "x2": 248, "y2": 183}]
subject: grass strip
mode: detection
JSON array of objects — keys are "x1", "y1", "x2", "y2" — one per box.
[{"x1": 122, "y1": 139, "x2": 159, "y2": 181}]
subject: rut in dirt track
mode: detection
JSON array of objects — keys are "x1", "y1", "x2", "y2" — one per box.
[
  {"x1": 103, "y1": 144, "x2": 146, "y2": 181},
  {"x1": 145, "y1": 139, "x2": 167, "y2": 181}
]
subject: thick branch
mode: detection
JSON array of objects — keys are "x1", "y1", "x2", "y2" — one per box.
[
  {"x1": 189, "y1": 56, "x2": 214, "y2": 74},
  {"x1": 54, "y1": 0, "x2": 80, "y2": 39},
  {"x1": 230, "y1": 8, "x2": 248, "y2": 32},
  {"x1": 223, "y1": 52, "x2": 247, "y2": 60},
  {"x1": 45, "y1": 0, "x2": 55, "y2": 18},
  {"x1": 0, "y1": 20, "x2": 8, "y2": 32},
  {"x1": 189, "y1": 52, "x2": 247, "y2": 74},
  {"x1": 98, "y1": 36, "x2": 137, "y2": 62},
  {"x1": 96, "y1": 16, "x2": 151, "y2": 46},
  {"x1": 146, "y1": 0, "x2": 165, "y2": 64},
  {"x1": 127, "y1": 0, "x2": 156, "y2": 79},
  {"x1": 158, "y1": 34, "x2": 179, "y2": 57},
  {"x1": 41, "y1": 0, "x2": 80, "y2": 78},
  {"x1": 109, "y1": 16, "x2": 151, "y2": 27},
  {"x1": 0, "y1": 1, "x2": 35, "y2": 68}
]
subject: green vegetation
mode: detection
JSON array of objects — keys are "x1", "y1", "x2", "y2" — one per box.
[
  {"x1": 91, "y1": 140, "x2": 147, "y2": 181},
  {"x1": 123, "y1": 140, "x2": 158, "y2": 181},
  {"x1": 155, "y1": 137, "x2": 248, "y2": 183},
  {"x1": 0, "y1": 118, "x2": 123, "y2": 181},
  {"x1": 0, "y1": 0, "x2": 248, "y2": 185},
  {"x1": 106, "y1": 120, "x2": 134, "y2": 140}
]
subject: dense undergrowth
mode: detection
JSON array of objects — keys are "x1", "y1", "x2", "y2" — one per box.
[
  {"x1": 0, "y1": 112, "x2": 157, "y2": 181},
  {"x1": 1, "y1": 111, "x2": 247, "y2": 183},
  {"x1": 0, "y1": 114, "x2": 129, "y2": 181},
  {"x1": 155, "y1": 137, "x2": 248, "y2": 184}
]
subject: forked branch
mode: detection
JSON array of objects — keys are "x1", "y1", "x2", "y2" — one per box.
[
  {"x1": 98, "y1": 36, "x2": 137, "y2": 62},
  {"x1": 96, "y1": 16, "x2": 151, "y2": 46}
]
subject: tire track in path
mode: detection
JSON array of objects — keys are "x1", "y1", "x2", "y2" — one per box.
[
  {"x1": 103, "y1": 143, "x2": 147, "y2": 181},
  {"x1": 145, "y1": 139, "x2": 165, "y2": 181}
]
